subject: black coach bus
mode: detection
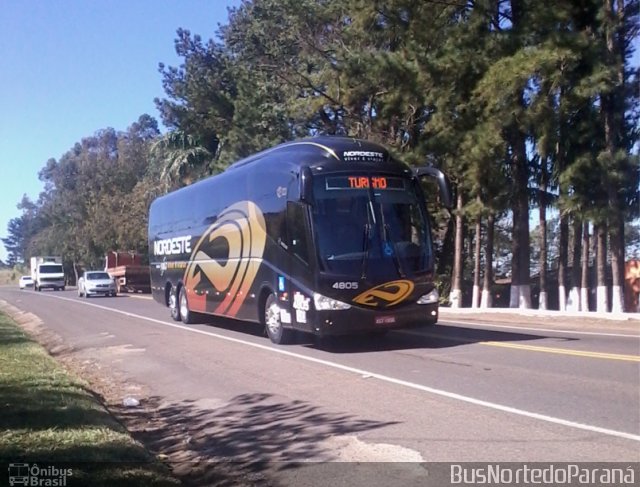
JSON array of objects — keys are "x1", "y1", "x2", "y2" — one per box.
[{"x1": 148, "y1": 137, "x2": 451, "y2": 344}]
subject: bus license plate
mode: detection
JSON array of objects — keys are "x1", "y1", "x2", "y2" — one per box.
[{"x1": 375, "y1": 316, "x2": 396, "y2": 325}]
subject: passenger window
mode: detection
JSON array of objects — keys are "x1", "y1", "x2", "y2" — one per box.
[{"x1": 286, "y1": 201, "x2": 310, "y2": 265}]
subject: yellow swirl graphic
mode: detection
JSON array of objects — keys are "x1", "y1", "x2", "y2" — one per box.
[
  {"x1": 183, "y1": 201, "x2": 267, "y2": 317},
  {"x1": 353, "y1": 280, "x2": 415, "y2": 308}
]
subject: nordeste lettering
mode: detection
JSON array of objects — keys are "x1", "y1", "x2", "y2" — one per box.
[
  {"x1": 154, "y1": 236, "x2": 192, "y2": 256},
  {"x1": 343, "y1": 150, "x2": 384, "y2": 158}
]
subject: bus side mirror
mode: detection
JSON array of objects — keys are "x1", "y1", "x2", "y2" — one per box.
[
  {"x1": 300, "y1": 166, "x2": 313, "y2": 203},
  {"x1": 414, "y1": 166, "x2": 453, "y2": 209}
]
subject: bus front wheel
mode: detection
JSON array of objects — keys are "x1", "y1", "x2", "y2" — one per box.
[{"x1": 264, "y1": 294, "x2": 293, "y2": 345}]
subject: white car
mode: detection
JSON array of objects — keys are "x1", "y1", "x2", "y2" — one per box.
[
  {"x1": 19, "y1": 275, "x2": 34, "y2": 289},
  {"x1": 77, "y1": 271, "x2": 117, "y2": 298}
]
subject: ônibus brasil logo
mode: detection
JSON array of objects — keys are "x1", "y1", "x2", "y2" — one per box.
[{"x1": 8, "y1": 463, "x2": 72, "y2": 486}]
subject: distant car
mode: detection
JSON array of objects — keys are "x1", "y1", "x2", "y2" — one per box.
[
  {"x1": 18, "y1": 275, "x2": 34, "y2": 289},
  {"x1": 77, "y1": 271, "x2": 117, "y2": 298}
]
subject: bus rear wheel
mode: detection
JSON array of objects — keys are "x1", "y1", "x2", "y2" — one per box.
[
  {"x1": 179, "y1": 287, "x2": 195, "y2": 325},
  {"x1": 170, "y1": 290, "x2": 181, "y2": 322},
  {"x1": 264, "y1": 294, "x2": 293, "y2": 345}
]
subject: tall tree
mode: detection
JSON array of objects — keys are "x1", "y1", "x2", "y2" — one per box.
[
  {"x1": 598, "y1": 0, "x2": 639, "y2": 313},
  {"x1": 150, "y1": 130, "x2": 213, "y2": 190},
  {"x1": 2, "y1": 217, "x2": 27, "y2": 265},
  {"x1": 156, "y1": 29, "x2": 232, "y2": 158},
  {"x1": 27, "y1": 117, "x2": 160, "y2": 270}
]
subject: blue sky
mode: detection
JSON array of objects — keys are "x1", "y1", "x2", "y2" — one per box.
[{"x1": 0, "y1": 0, "x2": 240, "y2": 262}]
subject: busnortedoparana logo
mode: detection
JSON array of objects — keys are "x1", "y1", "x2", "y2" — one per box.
[
  {"x1": 450, "y1": 464, "x2": 636, "y2": 485},
  {"x1": 8, "y1": 463, "x2": 72, "y2": 486}
]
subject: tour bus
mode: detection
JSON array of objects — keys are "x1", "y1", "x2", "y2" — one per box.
[{"x1": 148, "y1": 136, "x2": 451, "y2": 344}]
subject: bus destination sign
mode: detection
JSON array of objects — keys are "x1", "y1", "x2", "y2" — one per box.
[{"x1": 326, "y1": 176, "x2": 406, "y2": 191}]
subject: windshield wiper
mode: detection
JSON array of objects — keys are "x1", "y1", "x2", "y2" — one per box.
[
  {"x1": 360, "y1": 199, "x2": 377, "y2": 281},
  {"x1": 360, "y1": 223, "x2": 371, "y2": 280},
  {"x1": 382, "y1": 221, "x2": 406, "y2": 278}
]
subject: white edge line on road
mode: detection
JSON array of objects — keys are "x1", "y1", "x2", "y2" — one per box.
[
  {"x1": 28, "y1": 293, "x2": 640, "y2": 443},
  {"x1": 439, "y1": 320, "x2": 640, "y2": 339}
]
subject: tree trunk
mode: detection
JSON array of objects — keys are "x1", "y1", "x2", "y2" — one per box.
[
  {"x1": 538, "y1": 176, "x2": 548, "y2": 310},
  {"x1": 554, "y1": 76, "x2": 568, "y2": 312},
  {"x1": 558, "y1": 214, "x2": 569, "y2": 311},
  {"x1": 481, "y1": 212, "x2": 495, "y2": 308},
  {"x1": 450, "y1": 191, "x2": 464, "y2": 308},
  {"x1": 580, "y1": 222, "x2": 590, "y2": 312},
  {"x1": 509, "y1": 136, "x2": 531, "y2": 309},
  {"x1": 72, "y1": 261, "x2": 80, "y2": 287},
  {"x1": 596, "y1": 223, "x2": 609, "y2": 312},
  {"x1": 472, "y1": 214, "x2": 482, "y2": 308},
  {"x1": 569, "y1": 217, "x2": 582, "y2": 311},
  {"x1": 602, "y1": 0, "x2": 626, "y2": 313},
  {"x1": 437, "y1": 217, "x2": 455, "y2": 277},
  {"x1": 507, "y1": 0, "x2": 531, "y2": 309},
  {"x1": 610, "y1": 220, "x2": 625, "y2": 313}
]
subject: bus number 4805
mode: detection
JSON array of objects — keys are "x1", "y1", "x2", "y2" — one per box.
[{"x1": 333, "y1": 281, "x2": 358, "y2": 290}]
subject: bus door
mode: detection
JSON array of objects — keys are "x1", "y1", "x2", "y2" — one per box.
[{"x1": 283, "y1": 197, "x2": 315, "y2": 331}]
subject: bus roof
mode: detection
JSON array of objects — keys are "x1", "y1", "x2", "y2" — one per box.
[
  {"x1": 150, "y1": 137, "x2": 416, "y2": 214},
  {"x1": 226, "y1": 136, "x2": 411, "y2": 174}
]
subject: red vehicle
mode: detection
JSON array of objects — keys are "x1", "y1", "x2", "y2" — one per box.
[{"x1": 105, "y1": 251, "x2": 150, "y2": 293}]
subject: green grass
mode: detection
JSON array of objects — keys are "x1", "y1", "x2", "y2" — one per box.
[{"x1": 0, "y1": 312, "x2": 180, "y2": 486}]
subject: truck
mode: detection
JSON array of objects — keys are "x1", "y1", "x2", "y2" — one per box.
[
  {"x1": 105, "y1": 251, "x2": 151, "y2": 294},
  {"x1": 30, "y1": 256, "x2": 65, "y2": 291}
]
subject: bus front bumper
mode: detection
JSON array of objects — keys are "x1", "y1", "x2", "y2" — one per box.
[{"x1": 307, "y1": 303, "x2": 439, "y2": 336}]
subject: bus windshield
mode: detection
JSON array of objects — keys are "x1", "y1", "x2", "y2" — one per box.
[{"x1": 311, "y1": 174, "x2": 432, "y2": 278}]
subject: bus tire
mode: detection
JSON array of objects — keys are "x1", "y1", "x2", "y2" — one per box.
[
  {"x1": 169, "y1": 289, "x2": 181, "y2": 322},
  {"x1": 264, "y1": 293, "x2": 293, "y2": 345},
  {"x1": 179, "y1": 287, "x2": 195, "y2": 325}
]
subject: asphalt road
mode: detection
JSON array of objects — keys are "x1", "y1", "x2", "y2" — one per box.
[{"x1": 1, "y1": 286, "x2": 638, "y2": 482}]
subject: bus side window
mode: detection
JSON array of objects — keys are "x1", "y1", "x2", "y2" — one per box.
[{"x1": 286, "y1": 201, "x2": 310, "y2": 265}]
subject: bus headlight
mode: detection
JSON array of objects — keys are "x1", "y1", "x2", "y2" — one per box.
[
  {"x1": 417, "y1": 289, "x2": 439, "y2": 304},
  {"x1": 313, "y1": 292, "x2": 352, "y2": 310}
]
